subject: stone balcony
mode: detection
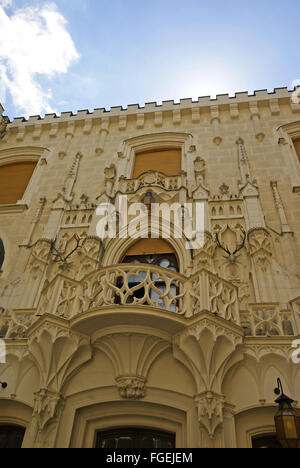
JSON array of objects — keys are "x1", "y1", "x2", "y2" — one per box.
[
  {"x1": 0, "y1": 265, "x2": 298, "y2": 339},
  {"x1": 36, "y1": 265, "x2": 239, "y2": 323}
]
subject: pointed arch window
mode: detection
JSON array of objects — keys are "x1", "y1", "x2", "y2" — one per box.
[{"x1": 0, "y1": 238, "x2": 4, "y2": 271}]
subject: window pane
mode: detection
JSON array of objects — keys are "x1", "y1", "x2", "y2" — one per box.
[
  {"x1": 117, "y1": 437, "x2": 133, "y2": 449},
  {"x1": 0, "y1": 162, "x2": 36, "y2": 205},
  {"x1": 133, "y1": 149, "x2": 181, "y2": 178}
]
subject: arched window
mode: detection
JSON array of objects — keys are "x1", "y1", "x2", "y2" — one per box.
[
  {"x1": 0, "y1": 238, "x2": 4, "y2": 271},
  {"x1": 122, "y1": 238, "x2": 179, "y2": 271},
  {"x1": 133, "y1": 148, "x2": 181, "y2": 178},
  {"x1": 116, "y1": 239, "x2": 180, "y2": 311},
  {"x1": 0, "y1": 425, "x2": 25, "y2": 449},
  {"x1": 0, "y1": 162, "x2": 37, "y2": 205}
]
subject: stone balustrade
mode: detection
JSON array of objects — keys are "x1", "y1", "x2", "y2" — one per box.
[{"x1": 1, "y1": 267, "x2": 298, "y2": 339}]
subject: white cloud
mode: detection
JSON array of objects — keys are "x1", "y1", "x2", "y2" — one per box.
[
  {"x1": 0, "y1": 1, "x2": 79, "y2": 116},
  {"x1": 0, "y1": 0, "x2": 13, "y2": 8}
]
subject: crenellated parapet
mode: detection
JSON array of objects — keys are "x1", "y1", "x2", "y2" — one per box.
[{"x1": 4, "y1": 88, "x2": 294, "y2": 133}]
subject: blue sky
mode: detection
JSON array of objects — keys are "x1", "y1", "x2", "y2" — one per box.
[{"x1": 0, "y1": 0, "x2": 299, "y2": 119}]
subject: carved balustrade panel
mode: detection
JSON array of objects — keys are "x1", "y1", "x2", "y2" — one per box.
[
  {"x1": 240, "y1": 304, "x2": 295, "y2": 337},
  {"x1": 35, "y1": 266, "x2": 244, "y2": 329},
  {"x1": 189, "y1": 270, "x2": 240, "y2": 325},
  {"x1": 38, "y1": 276, "x2": 82, "y2": 319},
  {"x1": 83, "y1": 265, "x2": 186, "y2": 314},
  {"x1": 0, "y1": 308, "x2": 36, "y2": 339}
]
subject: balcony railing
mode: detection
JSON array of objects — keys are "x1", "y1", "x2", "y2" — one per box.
[
  {"x1": 240, "y1": 305, "x2": 296, "y2": 337},
  {"x1": 1, "y1": 266, "x2": 298, "y2": 339},
  {"x1": 37, "y1": 264, "x2": 240, "y2": 325}
]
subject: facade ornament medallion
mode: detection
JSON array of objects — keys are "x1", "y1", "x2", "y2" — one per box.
[{"x1": 116, "y1": 376, "x2": 147, "y2": 400}]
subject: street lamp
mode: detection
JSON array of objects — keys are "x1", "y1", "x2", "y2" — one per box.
[
  {"x1": 0, "y1": 382, "x2": 7, "y2": 389},
  {"x1": 274, "y1": 378, "x2": 300, "y2": 448}
]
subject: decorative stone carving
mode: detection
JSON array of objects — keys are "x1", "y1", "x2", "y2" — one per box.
[
  {"x1": 194, "y1": 157, "x2": 206, "y2": 185},
  {"x1": 117, "y1": 170, "x2": 187, "y2": 195},
  {"x1": 27, "y1": 320, "x2": 92, "y2": 392},
  {"x1": 249, "y1": 102, "x2": 265, "y2": 141},
  {"x1": 116, "y1": 376, "x2": 147, "y2": 400},
  {"x1": 33, "y1": 389, "x2": 63, "y2": 431},
  {"x1": 59, "y1": 122, "x2": 75, "y2": 159},
  {"x1": 219, "y1": 183, "x2": 229, "y2": 196},
  {"x1": 195, "y1": 392, "x2": 225, "y2": 439},
  {"x1": 270, "y1": 181, "x2": 292, "y2": 233},
  {"x1": 211, "y1": 106, "x2": 222, "y2": 145},
  {"x1": 29, "y1": 388, "x2": 65, "y2": 448},
  {"x1": 25, "y1": 198, "x2": 47, "y2": 246},
  {"x1": 96, "y1": 118, "x2": 110, "y2": 155},
  {"x1": 193, "y1": 233, "x2": 215, "y2": 271},
  {"x1": 43, "y1": 153, "x2": 83, "y2": 240},
  {"x1": 248, "y1": 228, "x2": 272, "y2": 271},
  {"x1": 240, "y1": 304, "x2": 295, "y2": 337},
  {"x1": 237, "y1": 138, "x2": 252, "y2": 186},
  {"x1": 0, "y1": 308, "x2": 36, "y2": 339},
  {"x1": 104, "y1": 164, "x2": 117, "y2": 198}
]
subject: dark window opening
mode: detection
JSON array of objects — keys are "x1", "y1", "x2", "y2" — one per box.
[
  {"x1": 252, "y1": 434, "x2": 282, "y2": 449},
  {"x1": 0, "y1": 425, "x2": 25, "y2": 449},
  {"x1": 96, "y1": 428, "x2": 175, "y2": 449}
]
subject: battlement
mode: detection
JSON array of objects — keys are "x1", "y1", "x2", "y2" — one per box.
[{"x1": 6, "y1": 87, "x2": 296, "y2": 128}]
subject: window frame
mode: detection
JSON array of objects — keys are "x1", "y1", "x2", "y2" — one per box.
[
  {"x1": 132, "y1": 147, "x2": 183, "y2": 179},
  {"x1": 277, "y1": 121, "x2": 300, "y2": 193},
  {"x1": 117, "y1": 132, "x2": 195, "y2": 182},
  {"x1": 0, "y1": 146, "x2": 48, "y2": 213}
]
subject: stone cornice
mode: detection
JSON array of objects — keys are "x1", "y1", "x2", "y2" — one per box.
[{"x1": 0, "y1": 203, "x2": 28, "y2": 214}]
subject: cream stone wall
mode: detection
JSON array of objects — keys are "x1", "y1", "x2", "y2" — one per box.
[{"x1": 0, "y1": 89, "x2": 299, "y2": 448}]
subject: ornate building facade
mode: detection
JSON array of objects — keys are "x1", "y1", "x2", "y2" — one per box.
[{"x1": 0, "y1": 90, "x2": 299, "y2": 448}]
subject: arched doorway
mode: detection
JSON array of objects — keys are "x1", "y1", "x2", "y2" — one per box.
[
  {"x1": 95, "y1": 428, "x2": 175, "y2": 449},
  {"x1": 252, "y1": 434, "x2": 282, "y2": 449},
  {"x1": 0, "y1": 425, "x2": 25, "y2": 448}
]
